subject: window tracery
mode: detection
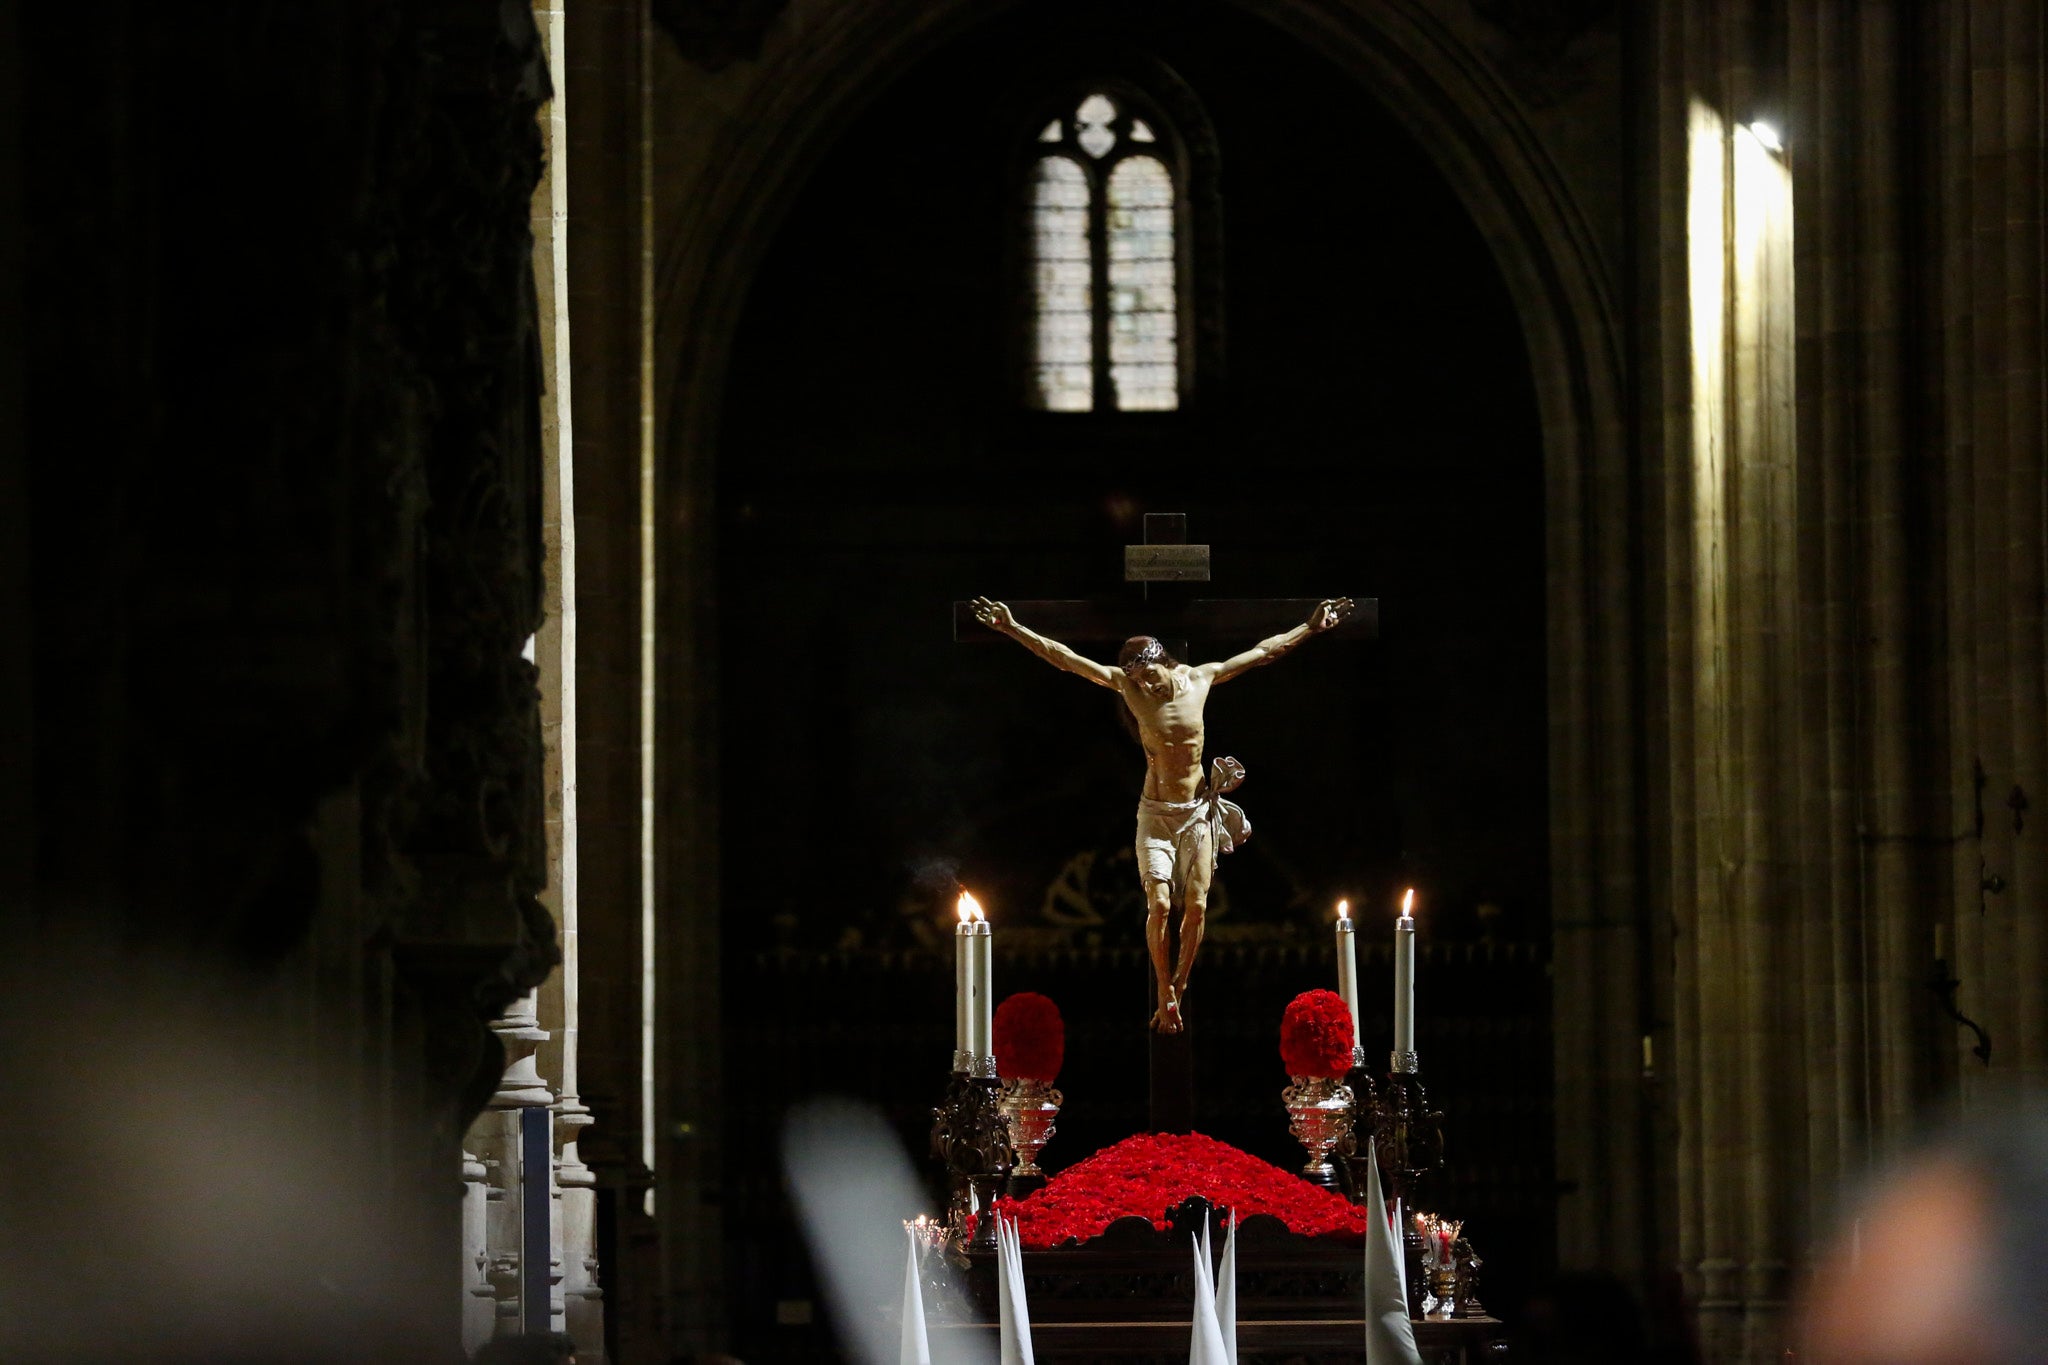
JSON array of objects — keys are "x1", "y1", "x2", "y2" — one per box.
[{"x1": 1027, "y1": 90, "x2": 1187, "y2": 412}]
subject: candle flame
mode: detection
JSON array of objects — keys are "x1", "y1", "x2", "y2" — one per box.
[
  {"x1": 957, "y1": 890, "x2": 984, "y2": 923},
  {"x1": 1402, "y1": 887, "x2": 1415, "y2": 915},
  {"x1": 1337, "y1": 899, "x2": 1350, "y2": 922}
]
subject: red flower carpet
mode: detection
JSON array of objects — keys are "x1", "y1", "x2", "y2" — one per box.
[{"x1": 993, "y1": 1132, "x2": 1370, "y2": 1249}]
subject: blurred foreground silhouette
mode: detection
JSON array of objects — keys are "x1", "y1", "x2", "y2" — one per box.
[
  {"x1": 1802, "y1": 1102, "x2": 2048, "y2": 1365},
  {"x1": 1, "y1": 942, "x2": 458, "y2": 1364}
]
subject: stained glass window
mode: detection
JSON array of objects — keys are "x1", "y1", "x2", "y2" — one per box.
[
  {"x1": 1026, "y1": 91, "x2": 1182, "y2": 412},
  {"x1": 1031, "y1": 157, "x2": 1094, "y2": 412},
  {"x1": 1107, "y1": 156, "x2": 1176, "y2": 411}
]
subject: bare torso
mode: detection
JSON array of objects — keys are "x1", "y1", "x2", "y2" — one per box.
[{"x1": 1117, "y1": 666, "x2": 1211, "y2": 801}]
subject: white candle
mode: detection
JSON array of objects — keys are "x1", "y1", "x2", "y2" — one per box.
[
  {"x1": 954, "y1": 894, "x2": 974, "y2": 1065},
  {"x1": 1334, "y1": 900, "x2": 1361, "y2": 1062},
  {"x1": 970, "y1": 903, "x2": 993, "y2": 1059},
  {"x1": 1393, "y1": 888, "x2": 1417, "y2": 1062}
]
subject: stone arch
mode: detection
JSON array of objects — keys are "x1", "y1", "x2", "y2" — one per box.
[{"x1": 650, "y1": 0, "x2": 1642, "y2": 1322}]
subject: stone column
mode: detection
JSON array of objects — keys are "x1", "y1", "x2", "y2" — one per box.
[
  {"x1": 474, "y1": 993, "x2": 558, "y2": 1341},
  {"x1": 1933, "y1": 0, "x2": 2048, "y2": 1097},
  {"x1": 462, "y1": 1148, "x2": 498, "y2": 1352},
  {"x1": 1650, "y1": 5, "x2": 2048, "y2": 1361},
  {"x1": 531, "y1": 0, "x2": 606, "y2": 1356},
  {"x1": 1658, "y1": 6, "x2": 1804, "y2": 1358},
  {"x1": 566, "y1": 0, "x2": 662, "y2": 1357}
]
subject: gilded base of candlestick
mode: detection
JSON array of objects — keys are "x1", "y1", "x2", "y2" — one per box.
[
  {"x1": 1415, "y1": 1212, "x2": 1463, "y2": 1317},
  {"x1": 1430, "y1": 1264, "x2": 1460, "y2": 1317},
  {"x1": 1282, "y1": 1076, "x2": 1354, "y2": 1190},
  {"x1": 930, "y1": 1065, "x2": 1013, "y2": 1254}
]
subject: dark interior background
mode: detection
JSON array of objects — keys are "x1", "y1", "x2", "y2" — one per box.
[{"x1": 712, "y1": 2, "x2": 1552, "y2": 1356}]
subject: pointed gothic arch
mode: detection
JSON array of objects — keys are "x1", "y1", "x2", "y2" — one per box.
[{"x1": 647, "y1": 0, "x2": 1638, "y2": 1337}]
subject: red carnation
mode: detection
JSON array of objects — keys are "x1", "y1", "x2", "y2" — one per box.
[
  {"x1": 1279, "y1": 989, "x2": 1355, "y2": 1079},
  {"x1": 993, "y1": 992, "x2": 1064, "y2": 1083},
  {"x1": 993, "y1": 1132, "x2": 1369, "y2": 1247}
]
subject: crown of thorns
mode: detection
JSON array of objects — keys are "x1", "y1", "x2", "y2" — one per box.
[{"x1": 1121, "y1": 638, "x2": 1169, "y2": 674}]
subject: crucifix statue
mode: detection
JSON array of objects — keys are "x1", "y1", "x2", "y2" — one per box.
[
  {"x1": 958, "y1": 514, "x2": 1371, "y2": 1044},
  {"x1": 970, "y1": 595, "x2": 1353, "y2": 1034}
]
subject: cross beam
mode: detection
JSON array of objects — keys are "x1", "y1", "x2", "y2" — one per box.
[
  {"x1": 950, "y1": 596, "x2": 1378, "y2": 644},
  {"x1": 954, "y1": 510, "x2": 1375, "y2": 647},
  {"x1": 954, "y1": 507, "x2": 1376, "y2": 646}
]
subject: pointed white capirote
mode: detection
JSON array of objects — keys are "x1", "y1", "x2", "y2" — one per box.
[
  {"x1": 1363, "y1": 1144, "x2": 1423, "y2": 1365},
  {"x1": 900, "y1": 1225, "x2": 932, "y2": 1365},
  {"x1": 1216, "y1": 1211, "x2": 1238, "y2": 1365},
  {"x1": 1393, "y1": 1197, "x2": 1408, "y2": 1307},
  {"x1": 997, "y1": 1213, "x2": 1036, "y2": 1365},
  {"x1": 1188, "y1": 1226, "x2": 1228, "y2": 1365}
]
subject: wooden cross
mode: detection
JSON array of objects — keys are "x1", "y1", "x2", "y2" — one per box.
[
  {"x1": 954, "y1": 513, "x2": 1378, "y2": 1133},
  {"x1": 951, "y1": 512, "x2": 1379, "y2": 655}
]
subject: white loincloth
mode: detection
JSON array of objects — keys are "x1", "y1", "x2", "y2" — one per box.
[{"x1": 1134, "y1": 757, "x2": 1250, "y2": 894}]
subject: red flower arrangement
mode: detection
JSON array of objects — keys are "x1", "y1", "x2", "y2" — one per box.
[
  {"x1": 993, "y1": 992, "x2": 1064, "y2": 1083},
  {"x1": 991, "y1": 1132, "x2": 1368, "y2": 1248},
  {"x1": 1280, "y1": 989, "x2": 1356, "y2": 1078}
]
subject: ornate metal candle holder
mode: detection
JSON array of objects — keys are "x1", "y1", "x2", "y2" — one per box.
[
  {"x1": 1382, "y1": 1066, "x2": 1444, "y2": 1315},
  {"x1": 1281, "y1": 1075, "x2": 1355, "y2": 1190},
  {"x1": 1336, "y1": 1049, "x2": 1379, "y2": 1202},
  {"x1": 1452, "y1": 1235, "x2": 1485, "y2": 1319},
  {"x1": 996, "y1": 1078, "x2": 1062, "y2": 1195},
  {"x1": 905, "y1": 1214, "x2": 949, "y2": 1257},
  {"x1": 1412, "y1": 1211, "x2": 1462, "y2": 1317},
  {"x1": 930, "y1": 1056, "x2": 1012, "y2": 1254},
  {"x1": 1370, "y1": 1063, "x2": 1445, "y2": 1202},
  {"x1": 1354, "y1": 1055, "x2": 1445, "y2": 1315}
]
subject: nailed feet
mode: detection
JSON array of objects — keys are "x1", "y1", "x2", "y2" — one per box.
[{"x1": 1150, "y1": 984, "x2": 1187, "y2": 1034}]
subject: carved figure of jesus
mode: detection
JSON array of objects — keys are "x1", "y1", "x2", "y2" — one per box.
[{"x1": 970, "y1": 596, "x2": 1355, "y2": 1032}]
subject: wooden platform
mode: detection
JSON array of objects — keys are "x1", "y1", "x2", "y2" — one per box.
[
  {"x1": 920, "y1": 1200, "x2": 1506, "y2": 1363},
  {"x1": 933, "y1": 1315, "x2": 1504, "y2": 1362}
]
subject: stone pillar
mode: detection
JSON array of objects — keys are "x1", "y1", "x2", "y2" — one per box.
[
  {"x1": 531, "y1": 0, "x2": 607, "y2": 1356},
  {"x1": 1932, "y1": 0, "x2": 2048, "y2": 1097},
  {"x1": 1658, "y1": 7, "x2": 1803, "y2": 1359},
  {"x1": 566, "y1": 0, "x2": 662, "y2": 1357},
  {"x1": 473, "y1": 992, "x2": 558, "y2": 1341},
  {"x1": 462, "y1": 1148, "x2": 498, "y2": 1352},
  {"x1": 1649, "y1": 4, "x2": 2048, "y2": 1360}
]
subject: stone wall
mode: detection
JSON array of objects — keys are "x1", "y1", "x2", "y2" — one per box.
[
  {"x1": 9, "y1": 3, "x2": 560, "y2": 1355},
  {"x1": 1641, "y1": 2, "x2": 2048, "y2": 1360}
]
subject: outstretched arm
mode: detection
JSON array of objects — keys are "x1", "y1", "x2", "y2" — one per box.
[
  {"x1": 1199, "y1": 597, "x2": 1354, "y2": 685},
  {"x1": 971, "y1": 598, "x2": 1119, "y2": 689}
]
